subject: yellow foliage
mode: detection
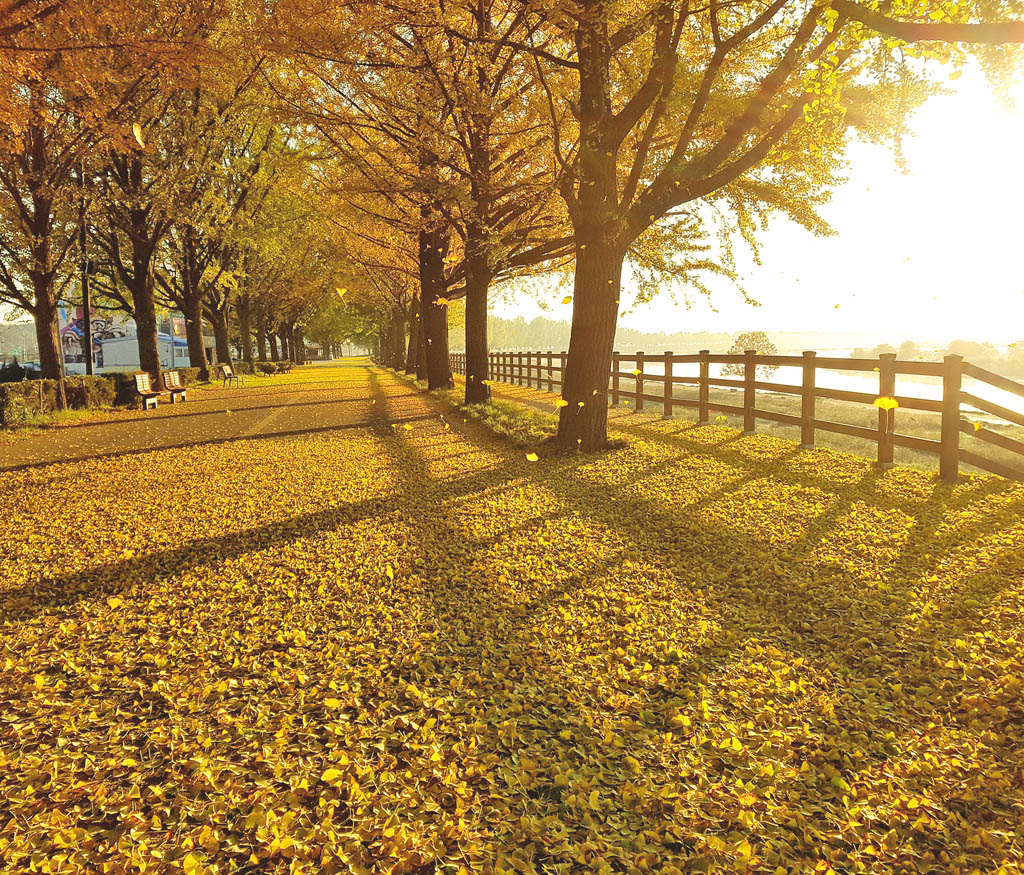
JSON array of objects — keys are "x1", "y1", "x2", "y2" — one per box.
[{"x1": 1, "y1": 363, "x2": 1022, "y2": 873}]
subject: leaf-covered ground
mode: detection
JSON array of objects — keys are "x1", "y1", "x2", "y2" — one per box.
[{"x1": 1, "y1": 361, "x2": 1022, "y2": 874}]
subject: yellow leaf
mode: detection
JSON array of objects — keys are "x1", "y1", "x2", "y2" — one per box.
[
  {"x1": 321, "y1": 768, "x2": 344, "y2": 784},
  {"x1": 183, "y1": 852, "x2": 202, "y2": 874},
  {"x1": 631, "y1": 369, "x2": 641, "y2": 376},
  {"x1": 555, "y1": 399, "x2": 568, "y2": 408},
  {"x1": 107, "y1": 596, "x2": 124, "y2": 609},
  {"x1": 402, "y1": 423, "x2": 413, "y2": 430},
  {"x1": 949, "y1": 69, "x2": 963, "y2": 80},
  {"x1": 385, "y1": 564, "x2": 394, "y2": 580},
  {"x1": 336, "y1": 287, "x2": 347, "y2": 298},
  {"x1": 132, "y1": 122, "x2": 145, "y2": 148},
  {"x1": 324, "y1": 698, "x2": 342, "y2": 708},
  {"x1": 873, "y1": 396, "x2": 899, "y2": 411},
  {"x1": 525, "y1": 452, "x2": 539, "y2": 462},
  {"x1": 561, "y1": 296, "x2": 573, "y2": 305},
  {"x1": 589, "y1": 789, "x2": 600, "y2": 809},
  {"x1": 435, "y1": 297, "x2": 449, "y2": 306}
]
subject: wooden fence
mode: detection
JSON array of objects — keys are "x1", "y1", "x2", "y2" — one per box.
[{"x1": 449, "y1": 349, "x2": 1024, "y2": 483}]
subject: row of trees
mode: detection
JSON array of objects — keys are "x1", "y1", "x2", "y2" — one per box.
[
  {"x1": 2, "y1": 1, "x2": 1022, "y2": 446},
  {"x1": 279, "y1": 0, "x2": 1022, "y2": 449},
  {"x1": 0, "y1": 0, "x2": 361, "y2": 399}
]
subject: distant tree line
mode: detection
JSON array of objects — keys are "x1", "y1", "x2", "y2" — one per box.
[{"x1": 853, "y1": 340, "x2": 1024, "y2": 375}]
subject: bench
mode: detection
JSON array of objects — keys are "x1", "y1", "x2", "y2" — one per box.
[
  {"x1": 219, "y1": 364, "x2": 244, "y2": 388},
  {"x1": 134, "y1": 372, "x2": 159, "y2": 410},
  {"x1": 162, "y1": 369, "x2": 187, "y2": 403}
]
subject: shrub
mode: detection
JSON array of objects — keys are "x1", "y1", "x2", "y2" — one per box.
[
  {"x1": 275, "y1": 360, "x2": 294, "y2": 373},
  {"x1": 0, "y1": 359, "x2": 26, "y2": 383},
  {"x1": 65, "y1": 375, "x2": 116, "y2": 409},
  {"x1": 0, "y1": 380, "x2": 58, "y2": 426},
  {"x1": 254, "y1": 361, "x2": 278, "y2": 375}
]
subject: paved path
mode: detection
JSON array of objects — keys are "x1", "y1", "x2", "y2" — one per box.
[{"x1": 0, "y1": 359, "x2": 432, "y2": 471}]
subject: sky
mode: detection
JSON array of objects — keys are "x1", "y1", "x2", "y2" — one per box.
[{"x1": 496, "y1": 66, "x2": 1024, "y2": 345}]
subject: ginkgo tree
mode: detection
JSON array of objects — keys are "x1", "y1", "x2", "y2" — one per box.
[{"x1": 510, "y1": 0, "x2": 1023, "y2": 450}]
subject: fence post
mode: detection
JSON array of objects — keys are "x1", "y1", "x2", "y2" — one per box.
[
  {"x1": 800, "y1": 350, "x2": 816, "y2": 448},
  {"x1": 547, "y1": 351, "x2": 554, "y2": 392},
  {"x1": 663, "y1": 351, "x2": 673, "y2": 418},
  {"x1": 612, "y1": 351, "x2": 620, "y2": 406},
  {"x1": 698, "y1": 349, "x2": 709, "y2": 424},
  {"x1": 743, "y1": 349, "x2": 756, "y2": 434},
  {"x1": 877, "y1": 352, "x2": 897, "y2": 467},
  {"x1": 940, "y1": 354, "x2": 963, "y2": 482},
  {"x1": 635, "y1": 351, "x2": 645, "y2": 411}
]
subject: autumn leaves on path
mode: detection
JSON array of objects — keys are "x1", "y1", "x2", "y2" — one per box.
[{"x1": 1, "y1": 362, "x2": 1023, "y2": 873}]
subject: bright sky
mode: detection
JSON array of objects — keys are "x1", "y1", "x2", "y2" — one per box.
[{"x1": 497, "y1": 66, "x2": 1024, "y2": 345}]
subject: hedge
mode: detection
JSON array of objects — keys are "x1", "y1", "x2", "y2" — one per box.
[{"x1": 0, "y1": 375, "x2": 116, "y2": 427}]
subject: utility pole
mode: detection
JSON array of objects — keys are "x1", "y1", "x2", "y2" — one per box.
[{"x1": 78, "y1": 163, "x2": 94, "y2": 375}]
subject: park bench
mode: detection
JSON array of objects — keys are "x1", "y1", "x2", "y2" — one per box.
[
  {"x1": 219, "y1": 364, "x2": 244, "y2": 388},
  {"x1": 133, "y1": 372, "x2": 159, "y2": 410},
  {"x1": 162, "y1": 369, "x2": 187, "y2": 403}
]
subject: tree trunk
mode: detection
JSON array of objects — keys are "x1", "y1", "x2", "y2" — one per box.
[
  {"x1": 463, "y1": 235, "x2": 491, "y2": 403},
  {"x1": 32, "y1": 293, "x2": 66, "y2": 408},
  {"x1": 555, "y1": 16, "x2": 622, "y2": 451},
  {"x1": 239, "y1": 295, "x2": 253, "y2": 364},
  {"x1": 256, "y1": 314, "x2": 267, "y2": 361},
  {"x1": 182, "y1": 295, "x2": 209, "y2": 381},
  {"x1": 416, "y1": 320, "x2": 427, "y2": 380},
  {"x1": 211, "y1": 310, "x2": 231, "y2": 364},
  {"x1": 294, "y1": 327, "x2": 305, "y2": 363},
  {"x1": 405, "y1": 296, "x2": 421, "y2": 373},
  {"x1": 130, "y1": 257, "x2": 161, "y2": 387},
  {"x1": 390, "y1": 309, "x2": 406, "y2": 369},
  {"x1": 555, "y1": 237, "x2": 623, "y2": 450},
  {"x1": 419, "y1": 227, "x2": 454, "y2": 389},
  {"x1": 270, "y1": 332, "x2": 280, "y2": 361}
]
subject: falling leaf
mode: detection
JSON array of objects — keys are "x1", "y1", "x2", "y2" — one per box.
[
  {"x1": 525, "y1": 452, "x2": 539, "y2": 462},
  {"x1": 555, "y1": 399, "x2": 569, "y2": 408},
  {"x1": 132, "y1": 122, "x2": 145, "y2": 148},
  {"x1": 873, "y1": 396, "x2": 899, "y2": 411},
  {"x1": 435, "y1": 297, "x2": 450, "y2": 306},
  {"x1": 631, "y1": 369, "x2": 641, "y2": 376},
  {"x1": 336, "y1": 287, "x2": 347, "y2": 298},
  {"x1": 561, "y1": 296, "x2": 573, "y2": 305}
]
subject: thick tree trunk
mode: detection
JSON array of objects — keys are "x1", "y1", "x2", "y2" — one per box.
[
  {"x1": 256, "y1": 314, "x2": 267, "y2": 361},
  {"x1": 270, "y1": 332, "x2": 280, "y2": 361},
  {"x1": 405, "y1": 296, "x2": 421, "y2": 373},
  {"x1": 419, "y1": 228, "x2": 454, "y2": 389},
  {"x1": 182, "y1": 295, "x2": 209, "y2": 381},
  {"x1": 294, "y1": 328, "x2": 305, "y2": 364},
  {"x1": 211, "y1": 310, "x2": 231, "y2": 364},
  {"x1": 131, "y1": 267, "x2": 161, "y2": 387},
  {"x1": 239, "y1": 296, "x2": 253, "y2": 364},
  {"x1": 463, "y1": 239, "x2": 491, "y2": 403},
  {"x1": 555, "y1": 238, "x2": 623, "y2": 450},
  {"x1": 555, "y1": 16, "x2": 622, "y2": 451},
  {"x1": 390, "y1": 309, "x2": 406, "y2": 369},
  {"x1": 32, "y1": 293, "x2": 66, "y2": 407}
]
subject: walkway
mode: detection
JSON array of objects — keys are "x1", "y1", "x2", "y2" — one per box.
[{"x1": 1, "y1": 360, "x2": 1022, "y2": 872}]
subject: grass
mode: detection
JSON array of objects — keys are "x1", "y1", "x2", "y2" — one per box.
[
  {"x1": 465, "y1": 372, "x2": 1024, "y2": 478},
  {"x1": 1, "y1": 362, "x2": 1023, "y2": 873}
]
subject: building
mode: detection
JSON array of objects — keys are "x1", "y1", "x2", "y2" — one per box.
[{"x1": 58, "y1": 306, "x2": 216, "y2": 374}]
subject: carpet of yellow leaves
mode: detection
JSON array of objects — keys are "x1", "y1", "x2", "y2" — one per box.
[{"x1": 1, "y1": 362, "x2": 1022, "y2": 874}]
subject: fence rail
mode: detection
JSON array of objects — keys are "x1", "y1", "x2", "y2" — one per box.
[{"x1": 449, "y1": 349, "x2": 1024, "y2": 483}]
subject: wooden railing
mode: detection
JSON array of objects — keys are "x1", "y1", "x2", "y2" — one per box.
[{"x1": 449, "y1": 349, "x2": 1024, "y2": 482}]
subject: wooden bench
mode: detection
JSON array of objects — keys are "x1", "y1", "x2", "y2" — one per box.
[
  {"x1": 134, "y1": 372, "x2": 159, "y2": 410},
  {"x1": 162, "y1": 369, "x2": 187, "y2": 403},
  {"x1": 219, "y1": 364, "x2": 244, "y2": 388}
]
